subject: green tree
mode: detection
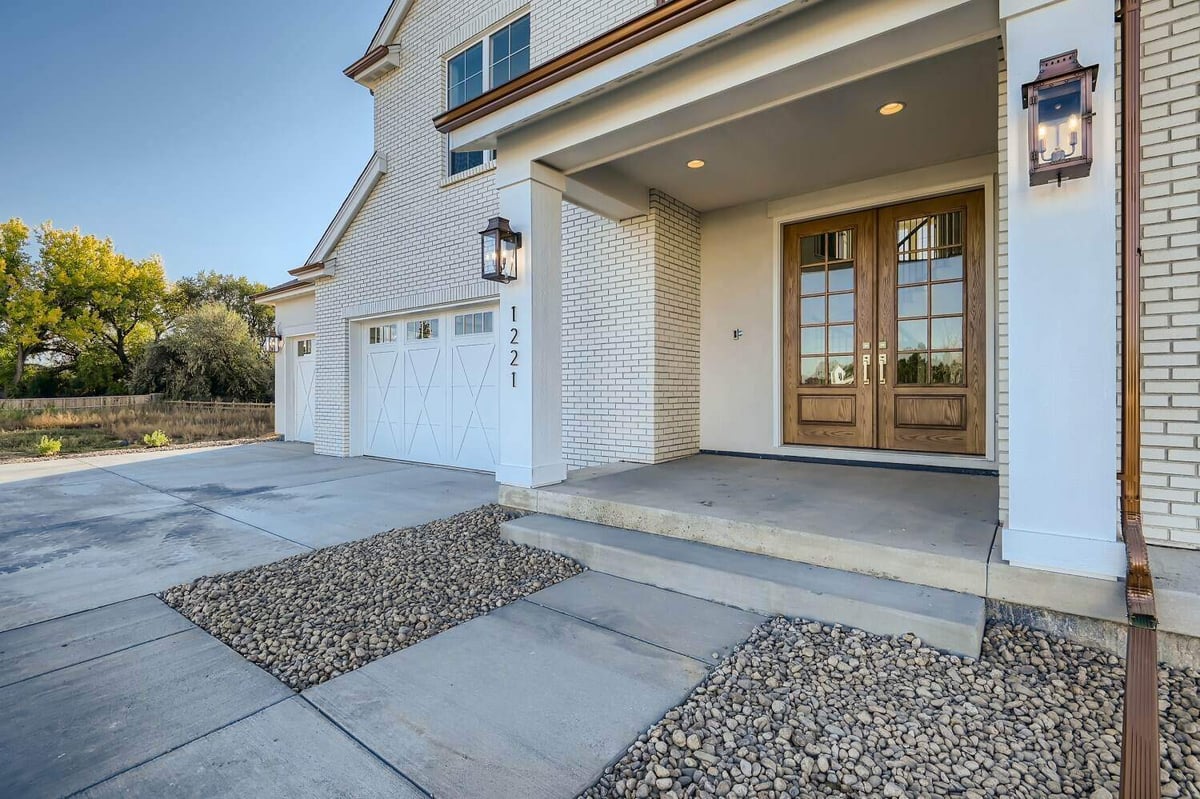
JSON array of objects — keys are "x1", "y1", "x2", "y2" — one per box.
[
  {"x1": 170, "y1": 270, "x2": 274, "y2": 343},
  {"x1": 132, "y1": 302, "x2": 273, "y2": 402},
  {"x1": 40, "y1": 223, "x2": 167, "y2": 382},
  {"x1": 0, "y1": 218, "x2": 60, "y2": 388}
]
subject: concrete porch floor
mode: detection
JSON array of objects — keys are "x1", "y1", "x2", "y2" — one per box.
[
  {"x1": 502, "y1": 454, "x2": 1000, "y2": 595},
  {"x1": 501, "y1": 454, "x2": 1200, "y2": 657}
]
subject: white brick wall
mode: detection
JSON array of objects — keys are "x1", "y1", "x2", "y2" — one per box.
[
  {"x1": 1136, "y1": 0, "x2": 1200, "y2": 548},
  {"x1": 560, "y1": 190, "x2": 701, "y2": 468},
  {"x1": 310, "y1": 0, "x2": 658, "y2": 459},
  {"x1": 997, "y1": 50, "x2": 1011, "y2": 525}
]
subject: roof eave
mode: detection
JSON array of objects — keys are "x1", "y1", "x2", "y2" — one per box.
[
  {"x1": 433, "y1": 0, "x2": 739, "y2": 134},
  {"x1": 344, "y1": 44, "x2": 403, "y2": 86}
]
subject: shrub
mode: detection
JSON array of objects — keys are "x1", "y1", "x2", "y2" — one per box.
[
  {"x1": 143, "y1": 429, "x2": 170, "y2": 447},
  {"x1": 37, "y1": 435, "x2": 62, "y2": 456}
]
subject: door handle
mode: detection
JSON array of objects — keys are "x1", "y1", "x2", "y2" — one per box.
[
  {"x1": 862, "y1": 353, "x2": 871, "y2": 386},
  {"x1": 879, "y1": 352, "x2": 887, "y2": 385}
]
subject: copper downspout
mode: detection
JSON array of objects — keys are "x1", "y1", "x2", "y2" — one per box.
[{"x1": 1117, "y1": 2, "x2": 1159, "y2": 799}]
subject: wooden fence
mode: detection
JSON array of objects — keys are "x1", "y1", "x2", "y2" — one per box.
[
  {"x1": 164, "y1": 401, "x2": 275, "y2": 410},
  {"x1": 0, "y1": 393, "x2": 164, "y2": 411}
]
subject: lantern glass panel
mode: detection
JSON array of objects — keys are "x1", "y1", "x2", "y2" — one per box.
[
  {"x1": 482, "y1": 230, "x2": 500, "y2": 280},
  {"x1": 501, "y1": 233, "x2": 519, "y2": 281},
  {"x1": 1035, "y1": 78, "x2": 1083, "y2": 165}
]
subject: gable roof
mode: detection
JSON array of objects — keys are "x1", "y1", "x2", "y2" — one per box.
[
  {"x1": 345, "y1": 0, "x2": 414, "y2": 81},
  {"x1": 305, "y1": 151, "x2": 388, "y2": 266},
  {"x1": 367, "y1": 0, "x2": 415, "y2": 52}
]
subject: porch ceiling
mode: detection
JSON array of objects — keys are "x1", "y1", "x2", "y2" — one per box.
[{"x1": 574, "y1": 40, "x2": 999, "y2": 212}]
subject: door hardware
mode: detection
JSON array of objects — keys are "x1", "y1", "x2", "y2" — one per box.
[
  {"x1": 862, "y1": 353, "x2": 871, "y2": 386},
  {"x1": 879, "y1": 352, "x2": 887, "y2": 385}
]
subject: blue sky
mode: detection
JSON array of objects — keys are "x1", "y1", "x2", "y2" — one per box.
[{"x1": 0, "y1": 0, "x2": 384, "y2": 286}]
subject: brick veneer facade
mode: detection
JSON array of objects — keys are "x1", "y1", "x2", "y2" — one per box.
[{"x1": 312, "y1": 0, "x2": 705, "y2": 469}]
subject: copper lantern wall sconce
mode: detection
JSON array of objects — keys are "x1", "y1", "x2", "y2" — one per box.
[{"x1": 1022, "y1": 49, "x2": 1099, "y2": 187}]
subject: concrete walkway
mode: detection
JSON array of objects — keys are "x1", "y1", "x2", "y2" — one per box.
[
  {"x1": 0, "y1": 441, "x2": 496, "y2": 631},
  {"x1": 307, "y1": 571, "x2": 766, "y2": 798},
  {"x1": 0, "y1": 596, "x2": 424, "y2": 798},
  {"x1": 0, "y1": 573, "x2": 764, "y2": 798}
]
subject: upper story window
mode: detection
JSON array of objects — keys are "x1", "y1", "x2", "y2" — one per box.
[{"x1": 446, "y1": 14, "x2": 530, "y2": 177}]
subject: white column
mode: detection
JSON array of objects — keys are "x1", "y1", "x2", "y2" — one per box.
[
  {"x1": 495, "y1": 161, "x2": 567, "y2": 488},
  {"x1": 1000, "y1": 0, "x2": 1125, "y2": 578}
]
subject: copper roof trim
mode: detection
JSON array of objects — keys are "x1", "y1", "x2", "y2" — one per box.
[
  {"x1": 288, "y1": 261, "x2": 325, "y2": 277},
  {"x1": 433, "y1": 0, "x2": 739, "y2": 133},
  {"x1": 345, "y1": 45, "x2": 389, "y2": 79}
]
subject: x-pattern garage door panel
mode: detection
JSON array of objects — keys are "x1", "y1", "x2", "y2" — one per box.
[
  {"x1": 365, "y1": 349, "x2": 402, "y2": 460},
  {"x1": 451, "y1": 340, "x2": 498, "y2": 471},
  {"x1": 292, "y1": 339, "x2": 316, "y2": 444},
  {"x1": 361, "y1": 306, "x2": 497, "y2": 472},
  {"x1": 404, "y1": 345, "x2": 445, "y2": 464}
]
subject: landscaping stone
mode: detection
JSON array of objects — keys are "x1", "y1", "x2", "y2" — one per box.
[
  {"x1": 580, "y1": 618, "x2": 1200, "y2": 798},
  {"x1": 161, "y1": 505, "x2": 581, "y2": 690}
]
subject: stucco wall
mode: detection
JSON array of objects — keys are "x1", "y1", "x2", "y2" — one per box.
[
  {"x1": 309, "y1": 0, "x2": 654, "y2": 457},
  {"x1": 699, "y1": 158, "x2": 999, "y2": 467}
]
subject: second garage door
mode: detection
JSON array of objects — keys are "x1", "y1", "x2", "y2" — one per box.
[{"x1": 362, "y1": 304, "x2": 498, "y2": 471}]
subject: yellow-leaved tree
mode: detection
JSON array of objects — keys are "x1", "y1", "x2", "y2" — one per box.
[
  {"x1": 39, "y1": 223, "x2": 167, "y2": 385},
  {"x1": 0, "y1": 218, "x2": 61, "y2": 387}
]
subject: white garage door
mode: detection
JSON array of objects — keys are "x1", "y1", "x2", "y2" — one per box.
[
  {"x1": 362, "y1": 305, "x2": 498, "y2": 471},
  {"x1": 290, "y1": 337, "x2": 316, "y2": 443}
]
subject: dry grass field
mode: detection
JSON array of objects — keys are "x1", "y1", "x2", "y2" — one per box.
[{"x1": 0, "y1": 403, "x2": 275, "y2": 460}]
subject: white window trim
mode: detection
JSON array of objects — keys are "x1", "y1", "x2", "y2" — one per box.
[{"x1": 443, "y1": 10, "x2": 530, "y2": 180}]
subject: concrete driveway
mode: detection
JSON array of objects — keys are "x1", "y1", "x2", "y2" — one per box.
[{"x1": 0, "y1": 441, "x2": 497, "y2": 631}]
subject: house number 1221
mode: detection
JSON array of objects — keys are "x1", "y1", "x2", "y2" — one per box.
[{"x1": 509, "y1": 305, "x2": 519, "y2": 387}]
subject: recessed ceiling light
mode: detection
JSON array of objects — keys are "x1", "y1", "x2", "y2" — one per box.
[
  {"x1": 878, "y1": 101, "x2": 906, "y2": 116},
  {"x1": 687, "y1": 159, "x2": 705, "y2": 169}
]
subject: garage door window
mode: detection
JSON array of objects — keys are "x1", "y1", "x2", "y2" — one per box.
[
  {"x1": 406, "y1": 319, "x2": 439, "y2": 341},
  {"x1": 296, "y1": 339, "x2": 312, "y2": 357},
  {"x1": 454, "y1": 311, "x2": 493, "y2": 335},
  {"x1": 369, "y1": 324, "x2": 397, "y2": 345}
]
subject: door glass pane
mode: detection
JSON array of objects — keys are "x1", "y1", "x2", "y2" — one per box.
[
  {"x1": 897, "y1": 285, "x2": 928, "y2": 318},
  {"x1": 825, "y1": 230, "x2": 853, "y2": 261},
  {"x1": 827, "y1": 263, "x2": 854, "y2": 293},
  {"x1": 930, "y1": 351, "x2": 965, "y2": 385},
  {"x1": 931, "y1": 316, "x2": 963, "y2": 349},
  {"x1": 897, "y1": 352, "x2": 928, "y2": 384},
  {"x1": 898, "y1": 320, "x2": 928, "y2": 351},
  {"x1": 931, "y1": 282, "x2": 963, "y2": 315},
  {"x1": 828, "y1": 356, "x2": 855, "y2": 386},
  {"x1": 898, "y1": 259, "x2": 928, "y2": 285},
  {"x1": 800, "y1": 357, "x2": 827, "y2": 385},
  {"x1": 827, "y1": 325, "x2": 854, "y2": 354},
  {"x1": 800, "y1": 266, "x2": 825, "y2": 295},
  {"x1": 801, "y1": 296, "x2": 825, "y2": 324},
  {"x1": 827, "y1": 293, "x2": 853, "y2": 324},
  {"x1": 801, "y1": 327, "x2": 825, "y2": 355},
  {"x1": 932, "y1": 252, "x2": 964, "y2": 281},
  {"x1": 800, "y1": 235, "x2": 825, "y2": 265}
]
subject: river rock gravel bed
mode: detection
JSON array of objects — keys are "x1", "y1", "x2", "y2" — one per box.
[
  {"x1": 581, "y1": 618, "x2": 1200, "y2": 799},
  {"x1": 160, "y1": 505, "x2": 581, "y2": 691}
]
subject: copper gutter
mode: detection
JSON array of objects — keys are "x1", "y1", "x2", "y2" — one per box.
[
  {"x1": 1117, "y1": 2, "x2": 1158, "y2": 798},
  {"x1": 345, "y1": 45, "x2": 389, "y2": 80},
  {"x1": 433, "y1": 0, "x2": 739, "y2": 133}
]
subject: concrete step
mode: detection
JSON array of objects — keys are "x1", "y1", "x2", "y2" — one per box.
[{"x1": 502, "y1": 514, "x2": 986, "y2": 658}]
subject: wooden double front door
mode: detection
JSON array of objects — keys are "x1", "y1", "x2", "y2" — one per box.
[{"x1": 783, "y1": 190, "x2": 986, "y2": 455}]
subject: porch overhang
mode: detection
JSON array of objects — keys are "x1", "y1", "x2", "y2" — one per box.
[{"x1": 442, "y1": 0, "x2": 1000, "y2": 185}]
